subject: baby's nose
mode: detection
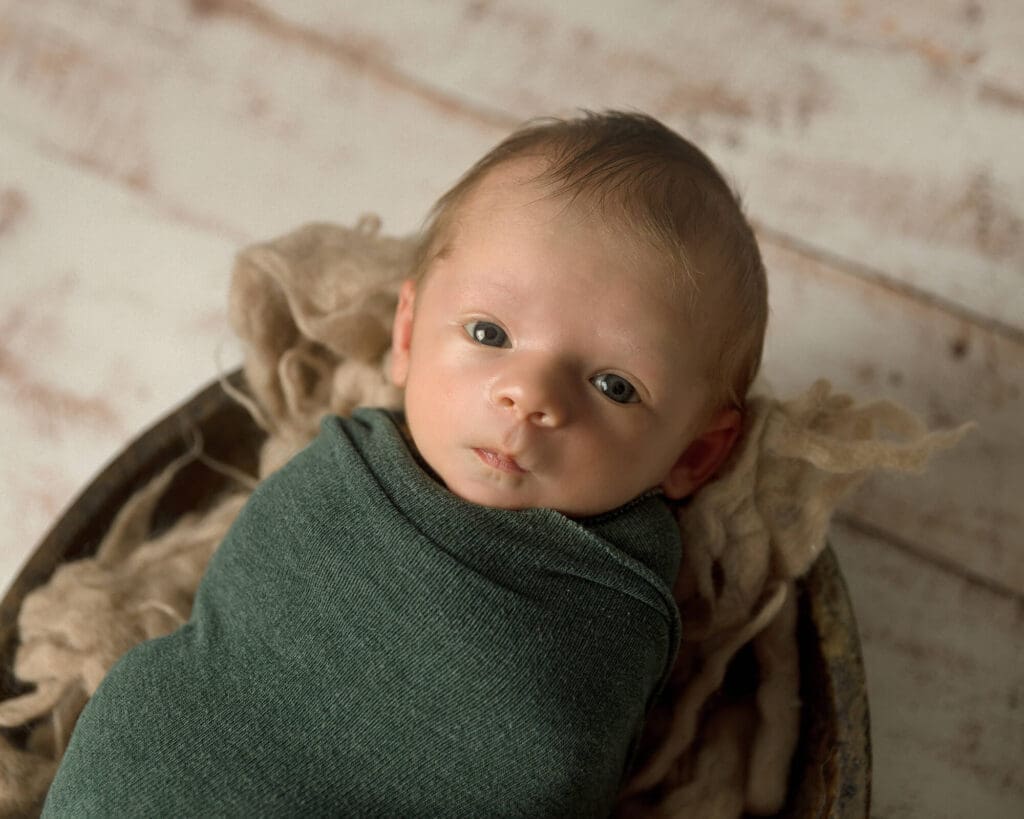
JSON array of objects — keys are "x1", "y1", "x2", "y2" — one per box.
[{"x1": 491, "y1": 361, "x2": 570, "y2": 428}]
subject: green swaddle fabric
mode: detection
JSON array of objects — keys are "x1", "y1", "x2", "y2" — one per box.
[{"x1": 44, "y1": 408, "x2": 682, "y2": 817}]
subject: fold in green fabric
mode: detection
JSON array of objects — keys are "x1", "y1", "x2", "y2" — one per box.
[{"x1": 45, "y1": 409, "x2": 682, "y2": 817}]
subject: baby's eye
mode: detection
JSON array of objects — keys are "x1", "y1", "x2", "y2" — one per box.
[
  {"x1": 591, "y1": 373, "x2": 639, "y2": 404},
  {"x1": 464, "y1": 321, "x2": 509, "y2": 348}
]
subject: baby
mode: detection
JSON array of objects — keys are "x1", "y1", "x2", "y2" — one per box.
[{"x1": 44, "y1": 112, "x2": 768, "y2": 816}]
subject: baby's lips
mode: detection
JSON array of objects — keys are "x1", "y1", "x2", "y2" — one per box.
[{"x1": 474, "y1": 448, "x2": 527, "y2": 474}]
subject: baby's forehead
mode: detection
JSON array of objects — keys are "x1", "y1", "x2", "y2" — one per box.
[
  {"x1": 453, "y1": 159, "x2": 560, "y2": 228},
  {"x1": 442, "y1": 155, "x2": 721, "y2": 315},
  {"x1": 449, "y1": 160, "x2": 652, "y2": 262}
]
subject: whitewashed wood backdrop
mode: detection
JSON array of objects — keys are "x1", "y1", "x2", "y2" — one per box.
[{"x1": 0, "y1": 1, "x2": 1021, "y2": 816}]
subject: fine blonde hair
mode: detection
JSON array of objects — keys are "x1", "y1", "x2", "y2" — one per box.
[{"x1": 414, "y1": 110, "x2": 768, "y2": 411}]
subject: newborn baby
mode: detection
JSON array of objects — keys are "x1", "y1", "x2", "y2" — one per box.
[{"x1": 45, "y1": 111, "x2": 768, "y2": 816}]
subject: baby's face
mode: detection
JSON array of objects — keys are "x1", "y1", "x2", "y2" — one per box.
[{"x1": 391, "y1": 160, "x2": 716, "y2": 517}]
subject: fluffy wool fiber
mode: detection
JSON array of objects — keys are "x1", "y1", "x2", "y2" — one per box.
[{"x1": 0, "y1": 218, "x2": 971, "y2": 816}]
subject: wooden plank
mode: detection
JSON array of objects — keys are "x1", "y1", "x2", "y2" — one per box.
[
  {"x1": 0, "y1": 0, "x2": 1019, "y2": 597},
  {"x1": 0, "y1": 127, "x2": 240, "y2": 592},
  {"x1": 0, "y1": 0, "x2": 501, "y2": 239},
  {"x1": 762, "y1": 239, "x2": 1024, "y2": 597},
  {"x1": 830, "y1": 520, "x2": 1024, "y2": 819},
  {"x1": 265, "y1": 0, "x2": 1024, "y2": 334}
]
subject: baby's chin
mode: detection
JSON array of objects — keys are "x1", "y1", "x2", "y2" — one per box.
[
  {"x1": 439, "y1": 472, "x2": 628, "y2": 518},
  {"x1": 439, "y1": 472, "x2": 540, "y2": 512}
]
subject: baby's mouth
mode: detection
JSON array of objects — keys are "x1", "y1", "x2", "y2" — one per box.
[{"x1": 473, "y1": 448, "x2": 527, "y2": 474}]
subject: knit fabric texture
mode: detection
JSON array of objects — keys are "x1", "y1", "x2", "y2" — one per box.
[{"x1": 43, "y1": 408, "x2": 682, "y2": 817}]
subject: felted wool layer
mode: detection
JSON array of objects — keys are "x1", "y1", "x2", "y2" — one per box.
[
  {"x1": 0, "y1": 219, "x2": 972, "y2": 817},
  {"x1": 44, "y1": 409, "x2": 681, "y2": 817}
]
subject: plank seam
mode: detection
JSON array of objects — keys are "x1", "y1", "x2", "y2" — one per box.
[
  {"x1": 757, "y1": 225, "x2": 1024, "y2": 348},
  {"x1": 193, "y1": 0, "x2": 515, "y2": 132},
  {"x1": 833, "y1": 511, "x2": 1024, "y2": 604}
]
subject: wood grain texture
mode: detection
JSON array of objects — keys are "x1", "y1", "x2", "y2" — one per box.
[
  {"x1": 762, "y1": 239, "x2": 1023, "y2": 596},
  {"x1": 0, "y1": 0, "x2": 502, "y2": 238},
  {"x1": 832, "y1": 521, "x2": 1024, "y2": 819},
  {"x1": 0, "y1": 125, "x2": 240, "y2": 587}
]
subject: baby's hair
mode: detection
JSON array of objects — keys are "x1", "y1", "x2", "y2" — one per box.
[{"x1": 414, "y1": 109, "x2": 768, "y2": 412}]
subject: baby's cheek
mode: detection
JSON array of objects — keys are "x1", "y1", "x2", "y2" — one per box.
[{"x1": 577, "y1": 442, "x2": 631, "y2": 491}]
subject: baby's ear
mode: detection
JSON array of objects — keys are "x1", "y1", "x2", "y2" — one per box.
[
  {"x1": 660, "y1": 408, "x2": 742, "y2": 500},
  {"x1": 389, "y1": 278, "x2": 417, "y2": 387}
]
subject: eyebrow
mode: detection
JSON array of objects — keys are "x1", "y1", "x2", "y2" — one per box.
[{"x1": 460, "y1": 277, "x2": 524, "y2": 310}]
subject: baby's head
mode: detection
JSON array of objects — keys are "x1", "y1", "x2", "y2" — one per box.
[{"x1": 390, "y1": 111, "x2": 767, "y2": 517}]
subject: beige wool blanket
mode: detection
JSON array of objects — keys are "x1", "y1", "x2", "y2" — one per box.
[{"x1": 0, "y1": 218, "x2": 970, "y2": 817}]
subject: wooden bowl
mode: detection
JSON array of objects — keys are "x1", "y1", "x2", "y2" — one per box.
[{"x1": 0, "y1": 372, "x2": 871, "y2": 817}]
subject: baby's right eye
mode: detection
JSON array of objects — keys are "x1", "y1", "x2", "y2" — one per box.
[{"x1": 464, "y1": 321, "x2": 509, "y2": 348}]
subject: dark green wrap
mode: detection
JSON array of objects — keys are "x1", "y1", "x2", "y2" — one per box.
[{"x1": 45, "y1": 409, "x2": 682, "y2": 817}]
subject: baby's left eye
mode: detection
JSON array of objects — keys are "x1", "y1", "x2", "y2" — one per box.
[{"x1": 591, "y1": 373, "x2": 639, "y2": 404}]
